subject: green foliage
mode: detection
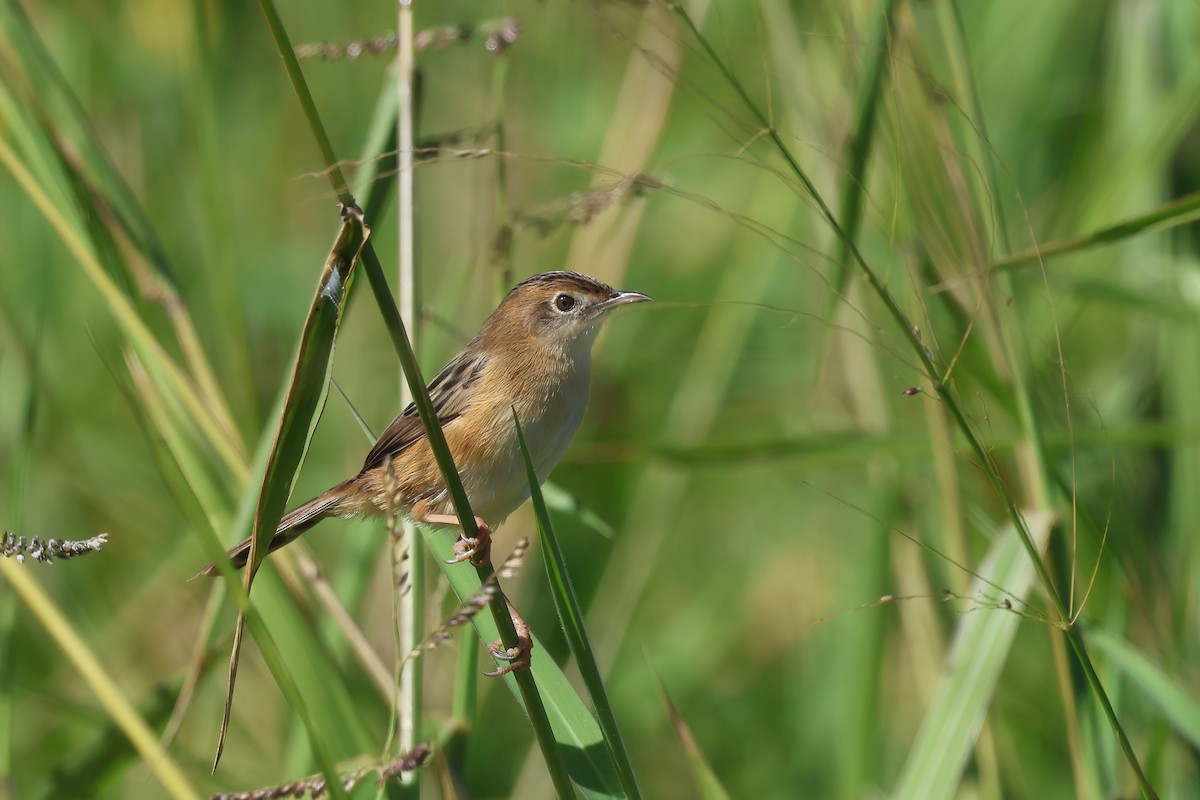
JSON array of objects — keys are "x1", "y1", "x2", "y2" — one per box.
[{"x1": 1, "y1": 1, "x2": 1199, "y2": 798}]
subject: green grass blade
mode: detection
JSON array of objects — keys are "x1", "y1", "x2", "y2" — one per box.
[
  {"x1": 0, "y1": 563, "x2": 200, "y2": 800},
  {"x1": 985, "y1": 190, "x2": 1200, "y2": 275},
  {"x1": 240, "y1": 209, "x2": 365, "y2": 578},
  {"x1": 444, "y1": 624, "x2": 479, "y2": 776},
  {"x1": 252, "y1": 568, "x2": 377, "y2": 754},
  {"x1": 0, "y1": 552, "x2": 10, "y2": 796},
  {"x1": 1088, "y1": 629, "x2": 1200, "y2": 750},
  {"x1": 133, "y1": 335, "x2": 374, "y2": 790},
  {"x1": 38, "y1": 680, "x2": 179, "y2": 800},
  {"x1": 0, "y1": 331, "x2": 40, "y2": 796},
  {"x1": 0, "y1": 1, "x2": 172, "y2": 276},
  {"x1": 253, "y1": 0, "x2": 412, "y2": 372},
  {"x1": 674, "y1": 8, "x2": 1158, "y2": 794},
  {"x1": 419, "y1": 527, "x2": 621, "y2": 799},
  {"x1": 127, "y1": 299, "x2": 375, "y2": 791},
  {"x1": 0, "y1": 2, "x2": 243, "y2": 449},
  {"x1": 1, "y1": 38, "x2": 369, "y2": 795},
  {"x1": 214, "y1": 210, "x2": 367, "y2": 797},
  {"x1": 0, "y1": 133, "x2": 247, "y2": 482},
  {"x1": 252, "y1": 0, "x2": 465, "y2": 546},
  {"x1": 828, "y1": 0, "x2": 900, "y2": 299},
  {"x1": 513, "y1": 412, "x2": 642, "y2": 800},
  {"x1": 892, "y1": 510, "x2": 1054, "y2": 800},
  {"x1": 325, "y1": 58, "x2": 399, "y2": 647},
  {"x1": 255, "y1": 0, "x2": 352, "y2": 198}
]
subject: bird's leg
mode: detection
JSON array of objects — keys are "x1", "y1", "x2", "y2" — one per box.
[
  {"x1": 484, "y1": 597, "x2": 533, "y2": 677},
  {"x1": 417, "y1": 511, "x2": 529, "y2": 673},
  {"x1": 418, "y1": 512, "x2": 493, "y2": 566}
]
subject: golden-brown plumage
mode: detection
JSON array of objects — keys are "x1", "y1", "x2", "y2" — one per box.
[{"x1": 199, "y1": 271, "x2": 650, "y2": 576}]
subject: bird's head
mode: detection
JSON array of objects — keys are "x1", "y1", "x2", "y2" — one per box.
[{"x1": 484, "y1": 271, "x2": 652, "y2": 353}]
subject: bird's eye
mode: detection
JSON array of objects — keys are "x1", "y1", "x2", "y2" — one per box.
[{"x1": 553, "y1": 293, "x2": 576, "y2": 312}]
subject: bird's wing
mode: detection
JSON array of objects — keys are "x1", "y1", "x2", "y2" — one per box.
[{"x1": 360, "y1": 351, "x2": 490, "y2": 471}]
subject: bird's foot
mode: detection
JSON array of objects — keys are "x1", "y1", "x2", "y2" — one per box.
[
  {"x1": 484, "y1": 637, "x2": 533, "y2": 677},
  {"x1": 483, "y1": 600, "x2": 533, "y2": 677},
  {"x1": 418, "y1": 512, "x2": 494, "y2": 566},
  {"x1": 445, "y1": 520, "x2": 492, "y2": 566}
]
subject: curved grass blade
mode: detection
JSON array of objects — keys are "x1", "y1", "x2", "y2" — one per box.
[
  {"x1": 131, "y1": 336, "x2": 375, "y2": 784},
  {"x1": 892, "y1": 510, "x2": 1054, "y2": 800},
  {"x1": 213, "y1": 208, "x2": 368, "y2": 798},
  {"x1": 322, "y1": 48, "x2": 398, "y2": 652},
  {"x1": 120, "y1": 331, "x2": 377, "y2": 764},
  {"x1": 237, "y1": 204, "x2": 367, "y2": 593},
  {"x1": 513, "y1": 412, "x2": 642, "y2": 800}
]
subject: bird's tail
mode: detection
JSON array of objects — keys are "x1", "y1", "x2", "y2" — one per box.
[{"x1": 193, "y1": 478, "x2": 355, "y2": 578}]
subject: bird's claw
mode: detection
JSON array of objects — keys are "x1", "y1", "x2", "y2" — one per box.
[
  {"x1": 483, "y1": 636, "x2": 532, "y2": 677},
  {"x1": 444, "y1": 527, "x2": 492, "y2": 566}
]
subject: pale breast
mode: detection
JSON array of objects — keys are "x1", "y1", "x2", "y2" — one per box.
[{"x1": 451, "y1": 351, "x2": 592, "y2": 525}]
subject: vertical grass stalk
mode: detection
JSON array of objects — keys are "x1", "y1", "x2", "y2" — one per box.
[{"x1": 395, "y1": 1, "x2": 422, "y2": 791}]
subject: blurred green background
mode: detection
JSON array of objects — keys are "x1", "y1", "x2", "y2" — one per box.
[{"x1": 2, "y1": 1, "x2": 1200, "y2": 798}]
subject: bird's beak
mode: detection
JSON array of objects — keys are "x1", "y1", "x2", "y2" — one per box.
[{"x1": 595, "y1": 290, "x2": 652, "y2": 315}]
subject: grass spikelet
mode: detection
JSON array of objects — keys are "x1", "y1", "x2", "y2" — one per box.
[{"x1": 0, "y1": 532, "x2": 110, "y2": 564}]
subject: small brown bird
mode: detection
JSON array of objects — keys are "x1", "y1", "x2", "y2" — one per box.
[{"x1": 200, "y1": 271, "x2": 650, "y2": 577}]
